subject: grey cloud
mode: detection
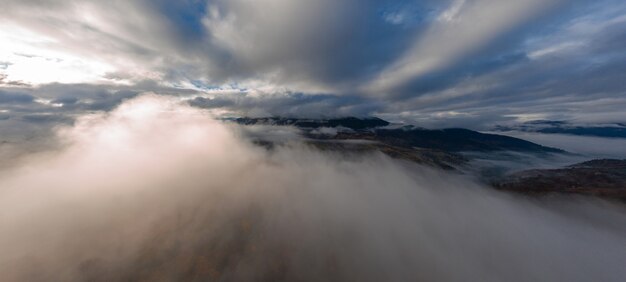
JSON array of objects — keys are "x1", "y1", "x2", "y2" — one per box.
[
  {"x1": 189, "y1": 91, "x2": 384, "y2": 118},
  {"x1": 200, "y1": 0, "x2": 423, "y2": 89},
  {"x1": 375, "y1": 1, "x2": 626, "y2": 129},
  {"x1": 0, "y1": 0, "x2": 625, "y2": 132},
  {"x1": 366, "y1": 0, "x2": 563, "y2": 95},
  {"x1": 0, "y1": 74, "x2": 30, "y2": 87},
  {"x1": 0, "y1": 0, "x2": 209, "y2": 84},
  {"x1": 0, "y1": 82, "x2": 202, "y2": 151},
  {"x1": 0, "y1": 0, "x2": 446, "y2": 89},
  {"x1": 0, "y1": 90, "x2": 35, "y2": 104}
]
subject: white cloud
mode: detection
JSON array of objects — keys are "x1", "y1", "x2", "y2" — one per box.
[
  {"x1": 0, "y1": 1, "x2": 189, "y2": 85},
  {"x1": 1, "y1": 95, "x2": 625, "y2": 280},
  {"x1": 438, "y1": 0, "x2": 466, "y2": 22},
  {"x1": 527, "y1": 41, "x2": 585, "y2": 59},
  {"x1": 0, "y1": 0, "x2": 625, "y2": 132},
  {"x1": 366, "y1": 0, "x2": 562, "y2": 95},
  {"x1": 0, "y1": 24, "x2": 115, "y2": 85}
]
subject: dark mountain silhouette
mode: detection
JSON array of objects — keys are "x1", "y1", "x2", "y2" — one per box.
[
  {"x1": 233, "y1": 117, "x2": 565, "y2": 170},
  {"x1": 235, "y1": 117, "x2": 564, "y2": 153},
  {"x1": 234, "y1": 117, "x2": 390, "y2": 130},
  {"x1": 332, "y1": 128, "x2": 564, "y2": 153},
  {"x1": 494, "y1": 120, "x2": 626, "y2": 138}
]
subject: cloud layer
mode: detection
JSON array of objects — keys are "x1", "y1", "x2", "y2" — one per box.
[
  {"x1": 1, "y1": 0, "x2": 626, "y2": 128},
  {"x1": 1, "y1": 95, "x2": 626, "y2": 281}
]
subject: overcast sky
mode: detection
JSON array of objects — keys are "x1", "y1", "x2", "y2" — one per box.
[{"x1": 1, "y1": 0, "x2": 625, "y2": 129}]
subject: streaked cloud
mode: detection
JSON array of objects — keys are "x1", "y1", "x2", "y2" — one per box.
[
  {"x1": 366, "y1": 0, "x2": 562, "y2": 95},
  {"x1": 0, "y1": 0, "x2": 624, "y2": 129}
]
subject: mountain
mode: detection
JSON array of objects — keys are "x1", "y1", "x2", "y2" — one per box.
[
  {"x1": 494, "y1": 120, "x2": 626, "y2": 138},
  {"x1": 233, "y1": 117, "x2": 626, "y2": 201},
  {"x1": 303, "y1": 139, "x2": 467, "y2": 170},
  {"x1": 494, "y1": 159, "x2": 626, "y2": 200},
  {"x1": 233, "y1": 117, "x2": 565, "y2": 170},
  {"x1": 331, "y1": 128, "x2": 564, "y2": 153},
  {"x1": 234, "y1": 117, "x2": 390, "y2": 130},
  {"x1": 233, "y1": 117, "x2": 563, "y2": 153}
]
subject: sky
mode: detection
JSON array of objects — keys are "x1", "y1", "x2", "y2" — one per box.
[
  {"x1": 2, "y1": 3, "x2": 626, "y2": 279},
  {"x1": 1, "y1": 0, "x2": 626, "y2": 130}
]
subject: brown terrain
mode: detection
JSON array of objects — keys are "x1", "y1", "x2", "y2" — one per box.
[{"x1": 494, "y1": 159, "x2": 626, "y2": 200}]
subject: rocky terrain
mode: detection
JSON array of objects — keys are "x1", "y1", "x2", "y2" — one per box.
[{"x1": 494, "y1": 159, "x2": 626, "y2": 200}]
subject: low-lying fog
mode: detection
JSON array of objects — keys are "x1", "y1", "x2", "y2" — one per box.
[
  {"x1": 1, "y1": 95, "x2": 625, "y2": 281},
  {"x1": 495, "y1": 131, "x2": 626, "y2": 159}
]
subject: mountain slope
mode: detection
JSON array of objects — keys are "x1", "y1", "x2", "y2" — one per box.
[
  {"x1": 333, "y1": 128, "x2": 564, "y2": 153},
  {"x1": 494, "y1": 159, "x2": 626, "y2": 200},
  {"x1": 234, "y1": 117, "x2": 564, "y2": 153}
]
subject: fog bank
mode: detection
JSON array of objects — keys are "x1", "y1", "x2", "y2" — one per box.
[
  {"x1": 495, "y1": 131, "x2": 626, "y2": 159},
  {"x1": 1, "y1": 95, "x2": 625, "y2": 282}
]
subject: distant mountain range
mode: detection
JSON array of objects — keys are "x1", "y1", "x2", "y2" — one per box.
[
  {"x1": 494, "y1": 120, "x2": 626, "y2": 138},
  {"x1": 234, "y1": 117, "x2": 564, "y2": 153},
  {"x1": 330, "y1": 128, "x2": 564, "y2": 153},
  {"x1": 234, "y1": 117, "x2": 390, "y2": 130},
  {"x1": 232, "y1": 117, "x2": 626, "y2": 201},
  {"x1": 232, "y1": 117, "x2": 564, "y2": 170}
]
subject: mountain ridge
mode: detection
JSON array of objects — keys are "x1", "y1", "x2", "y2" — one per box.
[
  {"x1": 233, "y1": 117, "x2": 565, "y2": 154},
  {"x1": 494, "y1": 120, "x2": 626, "y2": 139}
]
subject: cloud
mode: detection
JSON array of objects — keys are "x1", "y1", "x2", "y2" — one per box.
[
  {"x1": 1, "y1": 95, "x2": 626, "y2": 281},
  {"x1": 0, "y1": 0, "x2": 625, "y2": 132},
  {"x1": 366, "y1": 0, "x2": 562, "y2": 95},
  {"x1": 498, "y1": 131, "x2": 626, "y2": 158},
  {"x1": 0, "y1": 89, "x2": 35, "y2": 104},
  {"x1": 0, "y1": 0, "x2": 442, "y2": 90},
  {"x1": 0, "y1": 0, "x2": 209, "y2": 85},
  {"x1": 0, "y1": 82, "x2": 204, "y2": 158},
  {"x1": 188, "y1": 89, "x2": 383, "y2": 118},
  {"x1": 369, "y1": 0, "x2": 626, "y2": 128},
  {"x1": 199, "y1": 0, "x2": 434, "y2": 91}
]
